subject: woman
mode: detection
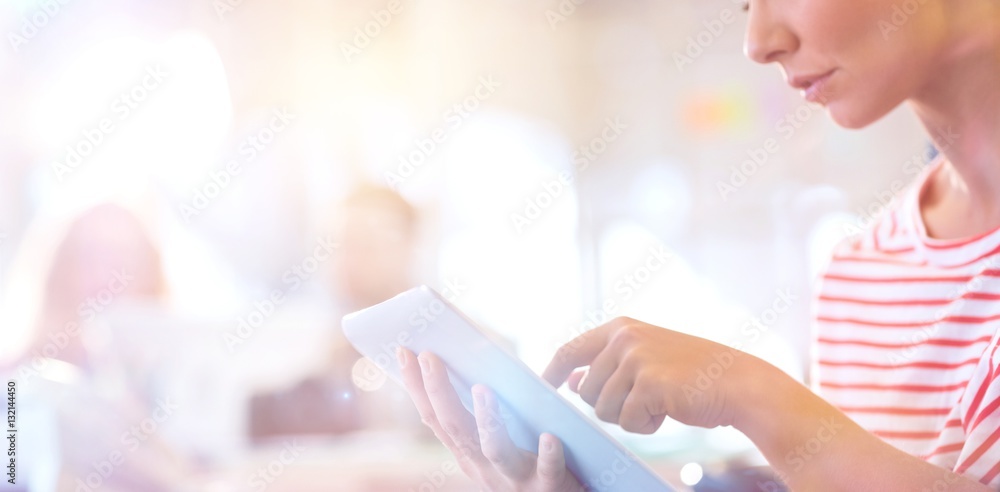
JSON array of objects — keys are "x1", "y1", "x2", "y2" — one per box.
[
  {"x1": 1, "y1": 203, "x2": 192, "y2": 491},
  {"x1": 398, "y1": 0, "x2": 1000, "y2": 489}
]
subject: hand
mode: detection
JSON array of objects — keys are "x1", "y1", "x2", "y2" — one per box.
[
  {"x1": 543, "y1": 316, "x2": 769, "y2": 432},
  {"x1": 397, "y1": 348, "x2": 585, "y2": 492},
  {"x1": 541, "y1": 317, "x2": 996, "y2": 492}
]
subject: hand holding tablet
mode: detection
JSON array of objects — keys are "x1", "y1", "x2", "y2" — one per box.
[
  {"x1": 397, "y1": 349, "x2": 587, "y2": 491},
  {"x1": 342, "y1": 286, "x2": 677, "y2": 491}
]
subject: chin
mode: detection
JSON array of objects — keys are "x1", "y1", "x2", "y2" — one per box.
[
  {"x1": 825, "y1": 100, "x2": 889, "y2": 130},
  {"x1": 825, "y1": 84, "x2": 911, "y2": 130}
]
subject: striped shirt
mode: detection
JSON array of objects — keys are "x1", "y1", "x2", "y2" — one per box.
[{"x1": 815, "y1": 157, "x2": 1000, "y2": 486}]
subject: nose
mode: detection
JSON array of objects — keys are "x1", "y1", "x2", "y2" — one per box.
[{"x1": 744, "y1": 5, "x2": 798, "y2": 64}]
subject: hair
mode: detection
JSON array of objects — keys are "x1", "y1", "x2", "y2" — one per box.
[{"x1": 0, "y1": 201, "x2": 166, "y2": 367}]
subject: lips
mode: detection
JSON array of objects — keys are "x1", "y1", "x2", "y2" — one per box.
[{"x1": 787, "y1": 69, "x2": 836, "y2": 104}]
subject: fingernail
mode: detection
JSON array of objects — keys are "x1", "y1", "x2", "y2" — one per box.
[
  {"x1": 473, "y1": 389, "x2": 485, "y2": 409},
  {"x1": 418, "y1": 353, "x2": 430, "y2": 373},
  {"x1": 543, "y1": 435, "x2": 554, "y2": 453},
  {"x1": 396, "y1": 347, "x2": 406, "y2": 368}
]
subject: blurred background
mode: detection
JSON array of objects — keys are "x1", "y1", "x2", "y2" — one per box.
[{"x1": 0, "y1": 0, "x2": 934, "y2": 490}]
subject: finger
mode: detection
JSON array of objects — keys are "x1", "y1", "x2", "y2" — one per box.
[
  {"x1": 576, "y1": 348, "x2": 621, "y2": 407},
  {"x1": 542, "y1": 323, "x2": 617, "y2": 387},
  {"x1": 619, "y1": 389, "x2": 666, "y2": 435},
  {"x1": 567, "y1": 369, "x2": 586, "y2": 393},
  {"x1": 535, "y1": 433, "x2": 570, "y2": 489},
  {"x1": 592, "y1": 369, "x2": 634, "y2": 424},
  {"x1": 419, "y1": 352, "x2": 486, "y2": 464},
  {"x1": 398, "y1": 348, "x2": 458, "y2": 450},
  {"x1": 472, "y1": 385, "x2": 531, "y2": 480}
]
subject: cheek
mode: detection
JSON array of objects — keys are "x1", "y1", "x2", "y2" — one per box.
[
  {"x1": 795, "y1": 0, "x2": 937, "y2": 127},
  {"x1": 832, "y1": 31, "x2": 939, "y2": 127},
  {"x1": 796, "y1": 0, "x2": 890, "y2": 66}
]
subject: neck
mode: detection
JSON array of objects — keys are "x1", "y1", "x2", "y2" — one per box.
[{"x1": 909, "y1": 8, "x2": 1000, "y2": 216}]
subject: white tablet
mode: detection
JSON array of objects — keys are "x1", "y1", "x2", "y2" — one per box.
[{"x1": 342, "y1": 285, "x2": 675, "y2": 492}]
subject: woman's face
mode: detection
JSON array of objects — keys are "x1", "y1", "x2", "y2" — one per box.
[{"x1": 744, "y1": 0, "x2": 949, "y2": 128}]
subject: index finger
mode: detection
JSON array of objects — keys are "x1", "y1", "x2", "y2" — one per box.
[{"x1": 541, "y1": 323, "x2": 616, "y2": 387}]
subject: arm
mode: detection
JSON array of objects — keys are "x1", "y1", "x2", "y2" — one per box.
[
  {"x1": 543, "y1": 317, "x2": 991, "y2": 492},
  {"x1": 738, "y1": 362, "x2": 987, "y2": 491}
]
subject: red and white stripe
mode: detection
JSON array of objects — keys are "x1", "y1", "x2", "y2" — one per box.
[{"x1": 815, "y1": 158, "x2": 1000, "y2": 486}]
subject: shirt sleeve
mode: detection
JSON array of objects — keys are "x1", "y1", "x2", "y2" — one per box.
[{"x1": 955, "y1": 330, "x2": 1000, "y2": 485}]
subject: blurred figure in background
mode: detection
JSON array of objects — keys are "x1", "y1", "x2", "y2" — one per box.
[
  {"x1": 249, "y1": 185, "x2": 423, "y2": 440},
  {"x1": 329, "y1": 184, "x2": 420, "y2": 312},
  {"x1": 30, "y1": 204, "x2": 166, "y2": 371},
  {"x1": 2, "y1": 202, "x2": 198, "y2": 491}
]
